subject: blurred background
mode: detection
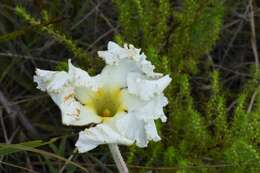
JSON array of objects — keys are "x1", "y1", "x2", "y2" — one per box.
[{"x1": 0, "y1": 0, "x2": 259, "y2": 172}]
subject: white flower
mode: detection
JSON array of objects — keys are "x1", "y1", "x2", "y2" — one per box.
[{"x1": 34, "y1": 41, "x2": 171, "y2": 152}]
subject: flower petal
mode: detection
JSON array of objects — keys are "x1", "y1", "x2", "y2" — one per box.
[
  {"x1": 68, "y1": 60, "x2": 100, "y2": 89},
  {"x1": 136, "y1": 95, "x2": 168, "y2": 122},
  {"x1": 97, "y1": 42, "x2": 123, "y2": 65},
  {"x1": 60, "y1": 102, "x2": 101, "y2": 126},
  {"x1": 34, "y1": 69, "x2": 71, "y2": 92},
  {"x1": 122, "y1": 90, "x2": 168, "y2": 122},
  {"x1": 100, "y1": 59, "x2": 139, "y2": 87},
  {"x1": 108, "y1": 41, "x2": 124, "y2": 52},
  {"x1": 49, "y1": 88, "x2": 101, "y2": 126},
  {"x1": 127, "y1": 72, "x2": 171, "y2": 100},
  {"x1": 75, "y1": 124, "x2": 133, "y2": 153},
  {"x1": 74, "y1": 86, "x2": 94, "y2": 104},
  {"x1": 115, "y1": 113, "x2": 148, "y2": 147},
  {"x1": 115, "y1": 91, "x2": 167, "y2": 147},
  {"x1": 144, "y1": 120, "x2": 161, "y2": 141},
  {"x1": 98, "y1": 41, "x2": 163, "y2": 77},
  {"x1": 34, "y1": 67, "x2": 101, "y2": 126}
]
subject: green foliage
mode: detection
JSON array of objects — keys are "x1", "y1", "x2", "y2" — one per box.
[
  {"x1": 0, "y1": 138, "x2": 58, "y2": 155},
  {"x1": 0, "y1": 0, "x2": 258, "y2": 172},
  {"x1": 113, "y1": 0, "x2": 259, "y2": 172},
  {"x1": 206, "y1": 71, "x2": 228, "y2": 143},
  {"x1": 170, "y1": 0, "x2": 224, "y2": 74},
  {"x1": 0, "y1": 139, "x2": 87, "y2": 172},
  {"x1": 15, "y1": 6, "x2": 91, "y2": 66},
  {"x1": 231, "y1": 94, "x2": 248, "y2": 138},
  {"x1": 224, "y1": 140, "x2": 260, "y2": 173},
  {"x1": 0, "y1": 27, "x2": 30, "y2": 42},
  {"x1": 45, "y1": 137, "x2": 78, "y2": 173}
]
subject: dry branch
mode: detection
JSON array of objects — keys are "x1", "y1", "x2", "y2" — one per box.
[{"x1": 0, "y1": 89, "x2": 38, "y2": 139}]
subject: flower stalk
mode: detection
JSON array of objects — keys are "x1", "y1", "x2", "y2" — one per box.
[{"x1": 108, "y1": 144, "x2": 129, "y2": 173}]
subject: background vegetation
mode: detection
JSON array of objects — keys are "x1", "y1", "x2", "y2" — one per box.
[{"x1": 0, "y1": 0, "x2": 259, "y2": 172}]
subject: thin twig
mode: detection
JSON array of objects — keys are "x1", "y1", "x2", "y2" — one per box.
[
  {"x1": 213, "y1": 64, "x2": 250, "y2": 77},
  {"x1": 31, "y1": 161, "x2": 260, "y2": 170},
  {"x1": 247, "y1": 86, "x2": 259, "y2": 113},
  {"x1": 0, "y1": 89, "x2": 39, "y2": 138},
  {"x1": 0, "y1": 52, "x2": 60, "y2": 64},
  {"x1": 70, "y1": 0, "x2": 107, "y2": 30},
  {"x1": 59, "y1": 148, "x2": 78, "y2": 173},
  {"x1": 0, "y1": 127, "x2": 20, "y2": 163},
  {"x1": 89, "y1": 0, "x2": 119, "y2": 34},
  {"x1": 222, "y1": 3, "x2": 250, "y2": 60},
  {"x1": 0, "y1": 109, "x2": 8, "y2": 142},
  {"x1": 0, "y1": 161, "x2": 40, "y2": 173},
  {"x1": 249, "y1": 0, "x2": 259, "y2": 68},
  {"x1": 88, "y1": 154, "x2": 114, "y2": 173},
  {"x1": 87, "y1": 27, "x2": 119, "y2": 51}
]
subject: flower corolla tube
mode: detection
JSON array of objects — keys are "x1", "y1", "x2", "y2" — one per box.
[{"x1": 34, "y1": 41, "x2": 171, "y2": 152}]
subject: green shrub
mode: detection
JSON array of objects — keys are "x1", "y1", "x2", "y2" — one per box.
[
  {"x1": 113, "y1": 0, "x2": 259, "y2": 172},
  {"x1": 0, "y1": 0, "x2": 258, "y2": 172}
]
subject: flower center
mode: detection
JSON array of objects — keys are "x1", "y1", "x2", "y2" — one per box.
[{"x1": 85, "y1": 87, "x2": 125, "y2": 118}]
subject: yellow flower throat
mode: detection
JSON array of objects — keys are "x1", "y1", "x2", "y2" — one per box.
[{"x1": 85, "y1": 87, "x2": 125, "y2": 118}]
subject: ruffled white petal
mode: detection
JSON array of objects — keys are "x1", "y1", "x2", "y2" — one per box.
[
  {"x1": 122, "y1": 90, "x2": 168, "y2": 122},
  {"x1": 136, "y1": 95, "x2": 168, "y2": 122},
  {"x1": 68, "y1": 60, "x2": 100, "y2": 90},
  {"x1": 115, "y1": 113, "x2": 148, "y2": 147},
  {"x1": 114, "y1": 91, "x2": 167, "y2": 147},
  {"x1": 50, "y1": 88, "x2": 102, "y2": 126},
  {"x1": 34, "y1": 69, "x2": 71, "y2": 92},
  {"x1": 108, "y1": 41, "x2": 124, "y2": 52},
  {"x1": 97, "y1": 42, "x2": 123, "y2": 65},
  {"x1": 61, "y1": 102, "x2": 101, "y2": 126},
  {"x1": 100, "y1": 59, "x2": 139, "y2": 87},
  {"x1": 144, "y1": 120, "x2": 161, "y2": 141},
  {"x1": 127, "y1": 72, "x2": 171, "y2": 100},
  {"x1": 75, "y1": 124, "x2": 134, "y2": 153},
  {"x1": 98, "y1": 41, "x2": 162, "y2": 77},
  {"x1": 34, "y1": 67, "x2": 101, "y2": 126}
]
